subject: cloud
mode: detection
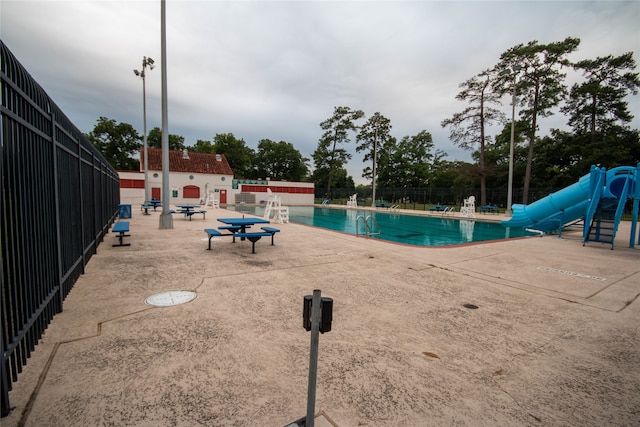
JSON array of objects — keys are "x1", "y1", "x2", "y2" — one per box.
[{"x1": 2, "y1": 0, "x2": 639, "y2": 184}]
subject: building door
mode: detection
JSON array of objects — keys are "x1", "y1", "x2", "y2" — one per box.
[
  {"x1": 220, "y1": 189, "x2": 227, "y2": 204},
  {"x1": 152, "y1": 187, "x2": 161, "y2": 200}
]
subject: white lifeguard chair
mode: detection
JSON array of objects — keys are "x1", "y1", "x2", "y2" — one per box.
[
  {"x1": 264, "y1": 189, "x2": 289, "y2": 224},
  {"x1": 460, "y1": 196, "x2": 476, "y2": 218},
  {"x1": 346, "y1": 194, "x2": 358, "y2": 208},
  {"x1": 205, "y1": 191, "x2": 220, "y2": 208}
]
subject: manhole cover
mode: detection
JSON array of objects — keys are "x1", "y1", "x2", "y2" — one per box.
[{"x1": 145, "y1": 291, "x2": 197, "y2": 307}]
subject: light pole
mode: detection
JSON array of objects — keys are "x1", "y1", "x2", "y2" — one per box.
[
  {"x1": 504, "y1": 65, "x2": 521, "y2": 217},
  {"x1": 134, "y1": 56, "x2": 154, "y2": 203},
  {"x1": 371, "y1": 127, "x2": 377, "y2": 208},
  {"x1": 159, "y1": 0, "x2": 173, "y2": 229}
]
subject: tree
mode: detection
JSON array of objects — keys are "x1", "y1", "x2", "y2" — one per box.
[
  {"x1": 314, "y1": 106, "x2": 364, "y2": 197},
  {"x1": 441, "y1": 69, "x2": 505, "y2": 206},
  {"x1": 532, "y1": 52, "x2": 640, "y2": 185},
  {"x1": 376, "y1": 131, "x2": 437, "y2": 188},
  {"x1": 356, "y1": 112, "x2": 392, "y2": 201},
  {"x1": 534, "y1": 127, "x2": 640, "y2": 187},
  {"x1": 310, "y1": 166, "x2": 354, "y2": 192},
  {"x1": 211, "y1": 133, "x2": 255, "y2": 179},
  {"x1": 86, "y1": 117, "x2": 141, "y2": 170},
  {"x1": 254, "y1": 139, "x2": 309, "y2": 181},
  {"x1": 147, "y1": 127, "x2": 186, "y2": 151},
  {"x1": 564, "y1": 52, "x2": 640, "y2": 139},
  {"x1": 191, "y1": 139, "x2": 215, "y2": 154},
  {"x1": 481, "y1": 120, "x2": 529, "y2": 195},
  {"x1": 494, "y1": 37, "x2": 580, "y2": 203}
]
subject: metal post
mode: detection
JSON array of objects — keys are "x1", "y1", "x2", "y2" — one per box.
[
  {"x1": 506, "y1": 87, "x2": 516, "y2": 217},
  {"x1": 159, "y1": 0, "x2": 173, "y2": 229},
  {"x1": 134, "y1": 57, "x2": 154, "y2": 203},
  {"x1": 371, "y1": 128, "x2": 377, "y2": 208},
  {"x1": 505, "y1": 65, "x2": 520, "y2": 217},
  {"x1": 142, "y1": 69, "x2": 149, "y2": 202},
  {"x1": 306, "y1": 289, "x2": 322, "y2": 427}
]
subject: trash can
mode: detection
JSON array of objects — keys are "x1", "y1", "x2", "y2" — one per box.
[{"x1": 118, "y1": 204, "x2": 132, "y2": 219}]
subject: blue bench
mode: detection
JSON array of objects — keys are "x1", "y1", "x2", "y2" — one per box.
[
  {"x1": 218, "y1": 225, "x2": 243, "y2": 232},
  {"x1": 233, "y1": 232, "x2": 273, "y2": 254},
  {"x1": 204, "y1": 228, "x2": 222, "y2": 250},
  {"x1": 112, "y1": 221, "x2": 130, "y2": 247},
  {"x1": 184, "y1": 210, "x2": 207, "y2": 220},
  {"x1": 480, "y1": 205, "x2": 500, "y2": 214},
  {"x1": 261, "y1": 227, "x2": 280, "y2": 245},
  {"x1": 218, "y1": 225, "x2": 250, "y2": 242},
  {"x1": 375, "y1": 202, "x2": 390, "y2": 208}
]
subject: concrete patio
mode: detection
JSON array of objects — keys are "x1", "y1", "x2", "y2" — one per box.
[{"x1": 4, "y1": 206, "x2": 639, "y2": 426}]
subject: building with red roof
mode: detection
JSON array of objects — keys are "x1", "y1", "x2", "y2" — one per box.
[{"x1": 118, "y1": 148, "x2": 314, "y2": 207}]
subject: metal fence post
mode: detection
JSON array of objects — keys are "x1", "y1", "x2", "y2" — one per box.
[{"x1": 305, "y1": 289, "x2": 322, "y2": 427}]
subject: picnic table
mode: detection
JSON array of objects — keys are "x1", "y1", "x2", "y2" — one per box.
[
  {"x1": 211, "y1": 217, "x2": 278, "y2": 253},
  {"x1": 480, "y1": 205, "x2": 500, "y2": 214},
  {"x1": 217, "y1": 217, "x2": 270, "y2": 236},
  {"x1": 146, "y1": 199, "x2": 161, "y2": 211},
  {"x1": 176, "y1": 205, "x2": 206, "y2": 220},
  {"x1": 429, "y1": 205, "x2": 448, "y2": 212}
]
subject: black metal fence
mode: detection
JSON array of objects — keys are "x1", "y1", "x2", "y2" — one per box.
[
  {"x1": 318, "y1": 187, "x2": 556, "y2": 209},
  {"x1": 1, "y1": 41, "x2": 120, "y2": 417}
]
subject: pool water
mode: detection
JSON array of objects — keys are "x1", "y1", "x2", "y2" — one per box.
[{"x1": 234, "y1": 206, "x2": 533, "y2": 247}]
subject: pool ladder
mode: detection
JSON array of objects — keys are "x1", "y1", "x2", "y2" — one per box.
[{"x1": 356, "y1": 215, "x2": 381, "y2": 238}]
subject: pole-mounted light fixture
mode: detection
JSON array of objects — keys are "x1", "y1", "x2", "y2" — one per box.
[
  {"x1": 134, "y1": 56, "x2": 155, "y2": 203},
  {"x1": 500, "y1": 65, "x2": 521, "y2": 217}
]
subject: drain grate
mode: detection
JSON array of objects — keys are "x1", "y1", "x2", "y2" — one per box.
[{"x1": 145, "y1": 291, "x2": 197, "y2": 307}]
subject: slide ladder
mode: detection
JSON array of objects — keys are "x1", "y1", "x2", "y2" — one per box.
[
  {"x1": 586, "y1": 199, "x2": 617, "y2": 246},
  {"x1": 584, "y1": 170, "x2": 632, "y2": 249}
]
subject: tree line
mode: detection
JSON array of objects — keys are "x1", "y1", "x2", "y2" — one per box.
[{"x1": 87, "y1": 36, "x2": 639, "y2": 205}]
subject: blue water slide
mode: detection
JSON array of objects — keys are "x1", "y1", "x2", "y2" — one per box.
[
  {"x1": 502, "y1": 173, "x2": 592, "y2": 229},
  {"x1": 502, "y1": 165, "x2": 639, "y2": 234}
]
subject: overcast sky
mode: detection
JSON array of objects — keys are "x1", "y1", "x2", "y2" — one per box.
[{"x1": 2, "y1": 0, "x2": 639, "y2": 183}]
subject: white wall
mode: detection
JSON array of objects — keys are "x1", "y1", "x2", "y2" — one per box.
[{"x1": 118, "y1": 173, "x2": 315, "y2": 206}]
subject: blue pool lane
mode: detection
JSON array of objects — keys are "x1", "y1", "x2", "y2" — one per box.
[{"x1": 235, "y1": 206, "x2": 534, "y2": 247}]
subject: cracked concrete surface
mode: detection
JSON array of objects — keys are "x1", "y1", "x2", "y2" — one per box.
[{"x1": 4, "y1": 207, "x2": 639, "y2": 426}]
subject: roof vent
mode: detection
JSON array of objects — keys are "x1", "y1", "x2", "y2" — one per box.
[
  {"x1": 215, "y1": 154, "x2": 222, "y2": 161},
  {"x1": 182, "y1": 149, "x2": 189, "y2": 159}
]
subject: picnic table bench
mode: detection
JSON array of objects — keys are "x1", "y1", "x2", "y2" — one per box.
[
  {"x1": 112, "y1": 221, "x2": 131, "y2": 247},
  {"x1": 479, "y1": 205, "x2": 500, "y2": 214},
  {"x1": 260, "y1": 227, "x2": 280, "y2": 245},
  {"x1": 429, "y1": 205, "x2": 447, "y2": 212},
  {"x1": 204, "y1": 228, "x2": 222, "y2": 250},
  {"x1": 233, "y1": 232, "x2": 273, "y2": 254},
  {"x1": 218, "y1": 225, "x2": 248, "y2": 242},
  {"x1": 204, "y1": 226, "x2": 281, "y2": 253},
  {"x1": 183, "y1": 209, "x2": 207, "y2": 220}
]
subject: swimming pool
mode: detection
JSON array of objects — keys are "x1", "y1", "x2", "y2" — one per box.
[{"x1": 234, "y1": 205, "x2": 534, "y2": 247}]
